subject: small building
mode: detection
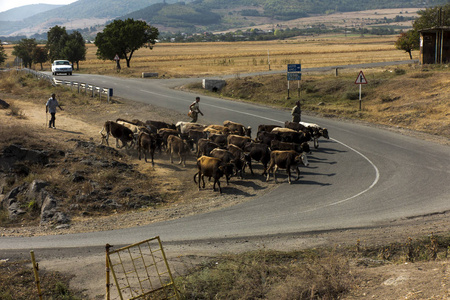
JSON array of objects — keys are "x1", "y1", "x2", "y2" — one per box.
[{"x1": 419, "y1": 26, "x2": 450, "y2": 64}]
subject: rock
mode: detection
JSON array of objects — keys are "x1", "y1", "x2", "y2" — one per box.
[
  {"x1": 71, "y1": 172, "x2": 85, "y2": 182},
  {"x1": 26, "y1": 180, "x2": 49, "y2": 206},
  {"x1": 0, "y1": 144, "x2": 49, "y2": 170},
  {"x1": 0, "y1": 99, "x2": 10, "y2": 109},
  {"x1": 1, "y1": 184, "x2": 27, "y2": 219}
]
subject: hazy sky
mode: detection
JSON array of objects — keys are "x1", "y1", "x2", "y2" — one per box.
[{"x1": 0, "y1": 0, "x2": 78, "y2": 13}]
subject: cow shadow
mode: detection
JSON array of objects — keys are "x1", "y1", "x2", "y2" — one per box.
[
  {"x1": 219, "y1": 186, "x2": 256, "y2": 196},
  {"x1": 56, "y1": 128, "x2": 83, "y2": 135},
  {"x1": 229, "y1": 178, "x2": 266, "y2": 191}
]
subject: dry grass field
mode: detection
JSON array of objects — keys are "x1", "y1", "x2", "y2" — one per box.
[{"x1": 3, "y1": 34, "x2": 414, "y2": 78}]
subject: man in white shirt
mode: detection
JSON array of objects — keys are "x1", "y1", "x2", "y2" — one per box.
[{"x1": 46, "y1": 93, "x2": 64, "y2": 128}]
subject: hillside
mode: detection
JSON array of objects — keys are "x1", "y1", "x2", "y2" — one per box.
[
  {"x1": 0, "y1": 4, "x2": 63, "y2": 22},
  {"x1": 0, "y1": 0, "x2": 448, "y2": 37}
]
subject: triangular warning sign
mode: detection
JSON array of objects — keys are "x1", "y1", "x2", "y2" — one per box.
[{"x1": 355, "y1": 71, "x2": 367, "y2": 84}]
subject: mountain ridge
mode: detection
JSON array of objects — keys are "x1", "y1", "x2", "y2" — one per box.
[{"x1": 0, "y1": 0, "x2": 447, "y2": 37}]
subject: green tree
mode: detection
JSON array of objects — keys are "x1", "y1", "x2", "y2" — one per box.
[
  {"x1": 395, "y1": 4, "x2": 450, "y2": 60},
  {"x1": 0, "y1": 41, "x2": 7, "y2": 65},
  {"x1": 46, "y1": 25, "x2": 68, "y2": 62},
  {"x1": 33, "y1": 46, "x2": 48, "y2": 70},
  {"x1": 95, "y1": 18, "x2": 159, "y2": 68},
  {"x1": 62, "y1": 31, "x2": 86, "y2": 70},
  {"x1": 413, "y1": 3, "x2": 450, "y2": 31},
  {"x1": 395, "y1": 30, "x2": 419, "y2": 60},
  {"x1": 12, "y1": 38, "x2": 38, "y2": 68}
]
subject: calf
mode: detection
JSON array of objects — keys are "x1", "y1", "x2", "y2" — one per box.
[
  {"x1": 243, "y1": 142, "x2": 271, "y2": 176},
  {"x1": 194, "y1": 156, "x2": 227, "y2": 193},
  {"x1": 167, "y1": 135, "x2": 190, "y2": 167},
  {"x1": 266, "y1": 150, "x2": 309, "y2": 184},
  {"x1": 137, "y1": 132, "x2": 156, "y2": 167},
  {"x1": 100, "y1": 121, "x2": 134, "y2": 149}
]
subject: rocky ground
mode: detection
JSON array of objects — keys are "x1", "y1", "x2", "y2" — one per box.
[{"x1": 1, "y1": 93, "x2": 450, "y2": 299}]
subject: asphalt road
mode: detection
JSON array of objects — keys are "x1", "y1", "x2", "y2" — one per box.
[{"x1": 1, "y1": 61, "x2": 449, "y2": 251}]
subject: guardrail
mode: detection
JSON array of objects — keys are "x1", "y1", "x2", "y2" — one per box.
[{"x1": 20, "y1": 68, "x2": 113, "y2": 103}]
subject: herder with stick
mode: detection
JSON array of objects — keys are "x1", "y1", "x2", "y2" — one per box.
[{"x1": 46, "y1": 93, "x2": 63, "y2": 128}]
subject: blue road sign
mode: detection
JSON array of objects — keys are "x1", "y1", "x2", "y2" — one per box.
[
  {"x1": 287, "y1": 72, "x2": 301, "y2": 81},
  {"x1": 287, "y1": 64, "x2": 301, "y2": 72}
]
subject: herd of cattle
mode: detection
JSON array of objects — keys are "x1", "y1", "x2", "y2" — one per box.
[{"x1": 99, "y1": 118, "x2": 330, "y2": 193}]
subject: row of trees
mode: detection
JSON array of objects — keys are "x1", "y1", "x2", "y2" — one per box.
[
  {"x1": 9, "y1": 19, "x2": 158, "y2": 70},
  {"x1": 10, "y1": 26, "x2": 86, "y2": 70}
]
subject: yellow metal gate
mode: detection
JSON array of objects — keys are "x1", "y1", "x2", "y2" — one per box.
[{"x1": 106, "y1": 237, "x2": 179, "y2": 300}]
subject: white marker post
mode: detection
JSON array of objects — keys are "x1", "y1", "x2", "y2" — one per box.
[{"x1": 355, "y1": 70, "x2": 367, "y2": 111}]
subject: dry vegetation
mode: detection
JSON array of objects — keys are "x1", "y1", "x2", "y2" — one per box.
[
  {"x1": 4, "y1": 35, "x2": 415, "y2": 78},
  {"x1": 1, "y1": 35, "x2": 449, "y2": 299}
]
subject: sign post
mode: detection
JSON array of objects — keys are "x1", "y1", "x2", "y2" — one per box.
[
  {"x1": 354, "y1": 70, "x2": 367, "y2": 111},
  {"x1": 287, "y1": 63, "x2": 301, "y2": 100}
]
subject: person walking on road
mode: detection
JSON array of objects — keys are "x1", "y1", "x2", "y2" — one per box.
[
  {"x1": 189, "y1": 96, "x2": 204, "y2": 123},
  {"x1": 46, "y1": 93, "x2": 63, "y2": 128},
  {"x1": 291, "y1": 100, "x2": 301, "y2": 123}
]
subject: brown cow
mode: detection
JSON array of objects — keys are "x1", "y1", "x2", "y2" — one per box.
[
  {"x1": 272, "y1": 127, "x2": 310, "y2": 144},
  {"x1": 243, "y1": 142, "x2": 271, "y2": 176},
  {"x1": 100, "y1": 121, "x2": 134, "y2": 149},
  {"x1": 223, "y1": 120, "x2": 251, "y2": 137},
  {"x1": 270, "y1": 140, "x2": 311, "y2": 154},
  {"x1": 167, "y1": 135, "x2": 190, "y2": 167},
  {"x1": 257, "y1": 124, "x2": 281, "y2": 134},
  {"x1": 266, "y1": 150, "x2": 309, "y2": 184},
  {"x1": 227, "y1": 144, "x2": 247, "y2": 178},
  {"x1": 137, "y1": 132, "x2": 156, "y2": 167},
  {"x1": 187, "y1": 129, "x2": 207, "y2": 152},
  {"x1": 208, "y1": 133, "x2": 228, "y2": 147},
  {"x1": 158, "y1": 128, "x2": 179, "y2": 150},
  {"x1": 197, "y1": 138, "x2": 220, "y2": 157},
  {"x1": 227, "y1": 134, "x2": 252, "y2": 149},
  {"x1": 210, "y1": 148, "x2": 239, "y2": 183},
  {"x1": 284, "y1": 121, "x2": 307, "y2": 131},
  {"x1": 256, "y1": 130, "x2": 278, "y2": 147},
  {"x1": 194, "y1": 156, "x2": 227, "y2": 193},
  {"x1": 204, "y1": 124, "x2": 230, "y2": 135},
  {"x1": 146, "y1": 120, "x2": 176, "y2": 130}
]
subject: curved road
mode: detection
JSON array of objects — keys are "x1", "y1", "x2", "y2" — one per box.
[{"x1": 1, "y1": 62, "x2": 449, "y2": 250}]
